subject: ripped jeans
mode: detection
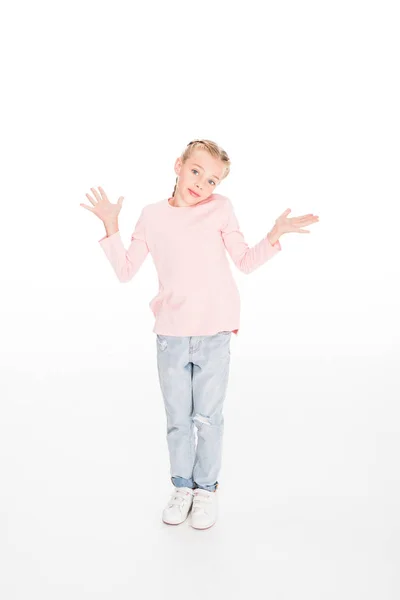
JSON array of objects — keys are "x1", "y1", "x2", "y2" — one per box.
[{"x1": 156, "y1": 332, "x2": 231, "y2": 492}]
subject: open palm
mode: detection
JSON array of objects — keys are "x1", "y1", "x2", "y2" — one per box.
[
  {"x1": 80, "y1": 186, "x2": 124, "y2": 223},
  {"x1": 275, "y1": 208, "x2": 319, "y2": 235}
]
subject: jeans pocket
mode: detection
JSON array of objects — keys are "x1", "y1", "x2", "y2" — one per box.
[{"x1": 156, "y1": 335, "x2": 168, "y2": 351}]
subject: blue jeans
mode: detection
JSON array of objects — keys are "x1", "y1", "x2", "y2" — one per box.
[{"x1": 156, "y1": 331, "x2": 231, "y2": 492}]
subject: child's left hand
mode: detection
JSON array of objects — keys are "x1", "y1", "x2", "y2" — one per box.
[{"x1": 275, "y1": 209, "x2": 319, "y2": 235}]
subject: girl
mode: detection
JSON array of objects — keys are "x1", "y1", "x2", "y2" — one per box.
[{"x1": 80, "y1": 139, "x2": 319, "y2": 530}]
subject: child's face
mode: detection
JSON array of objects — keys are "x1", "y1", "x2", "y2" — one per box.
[{"x1": 174, "y1": 149, "x2": 225, "y2": 206}]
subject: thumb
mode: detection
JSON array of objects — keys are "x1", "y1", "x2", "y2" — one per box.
[{"x1": 117, "y1": 196, "x2": 124, "y2": 206}]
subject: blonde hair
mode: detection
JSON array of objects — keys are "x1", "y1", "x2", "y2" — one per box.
[{"x1": 172, "y1": 139, "x2": 231, "y2": 197}]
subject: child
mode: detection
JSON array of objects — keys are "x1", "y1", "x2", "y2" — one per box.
[{"x1": 80, "y1": 139, "x2": 319, "y2": 530}]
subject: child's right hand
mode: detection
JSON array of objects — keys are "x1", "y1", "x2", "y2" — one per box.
[{"x1": 80, "y1": 186, "x2": 124, "y2": 223}]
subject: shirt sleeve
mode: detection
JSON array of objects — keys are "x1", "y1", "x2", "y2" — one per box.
[
  {"x1": 98, "y1": 208, "x2": 149, "y2": 282},
  {"x1": 221, "y1": 198, "x2": 282, "y2": 274}
]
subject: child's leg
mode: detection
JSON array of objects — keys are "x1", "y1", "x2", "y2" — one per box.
[
  {"x1": 156, "y1": 334, "x2": 196, "y2": 489},
  {"x1": 191, "y1": 332, "x2": 231, "y2": 492}
]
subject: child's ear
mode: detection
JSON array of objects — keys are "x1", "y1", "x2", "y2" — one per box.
[{"x1": 174, "y1": 157, "x2": 182, "y2": 175}]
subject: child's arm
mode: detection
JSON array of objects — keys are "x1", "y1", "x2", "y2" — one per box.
[
  {"x1": 221, "y1": 198, "x2": 282, "y2": 275},
  {"x1": 266, "y1": 223, "x2": 281, "y2": 246},
  {"x1": 98, "y1": 208, "x2": 149, "y2": 282}
]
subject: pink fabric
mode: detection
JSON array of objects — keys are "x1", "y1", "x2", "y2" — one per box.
[{"x1": 98, "y1": 194, "x2": 282, "y2": 336}]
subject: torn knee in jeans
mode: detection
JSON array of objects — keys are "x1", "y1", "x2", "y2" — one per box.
[{"x1": 193, "y1": 413, "x2": 211, "y2": 426}]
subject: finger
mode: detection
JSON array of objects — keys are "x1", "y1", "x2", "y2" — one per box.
[
  {"x1": 294, "y1": 217, "x2": 317, "y2": 226},
  {"x1": 85, "y1": 193, "x2": 96, "y2": 206},
  {"x1": 297, "y1": 229, "x2": 310, "y2": 233},
  {"x1": 294, "y1": 215, "x2": 314, "y2": 222},
  {"x1": 278, "y1": 209, "x2": 291, "y2": 220},
  {"x1": 98, "y1": 186, "x2": 109, "y2": 202},
  {"x1": 90, "y1": 187, "x2": 102, "y2": 202},
  {"x1": 80, "y1": 203, "x2": 94, "y2": 212}
]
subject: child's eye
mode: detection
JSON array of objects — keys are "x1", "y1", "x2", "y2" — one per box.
[{"x1": 191, "y1": 169, "x2": 215, "y2": 186}]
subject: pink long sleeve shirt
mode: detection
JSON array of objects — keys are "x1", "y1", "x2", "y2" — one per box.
[{"x1": 98, "y1": 194, "x2": 282, "y2": 336}]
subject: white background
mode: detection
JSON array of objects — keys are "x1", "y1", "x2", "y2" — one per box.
[{"x1": 1, "y1": 0, "x2": 399, "y2": 598}]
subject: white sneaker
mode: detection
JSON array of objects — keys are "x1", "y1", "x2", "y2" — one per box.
[
  {"x1": 191, "y1": 488, "x2": 218, "y2": 530},
  {"x1": 162, "y1": 487, "x2": 194, "y2": 525}
]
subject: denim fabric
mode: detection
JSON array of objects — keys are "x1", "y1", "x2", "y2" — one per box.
[{"x1": 156, "y1": 331, "x2": 231, "y2": 492}]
